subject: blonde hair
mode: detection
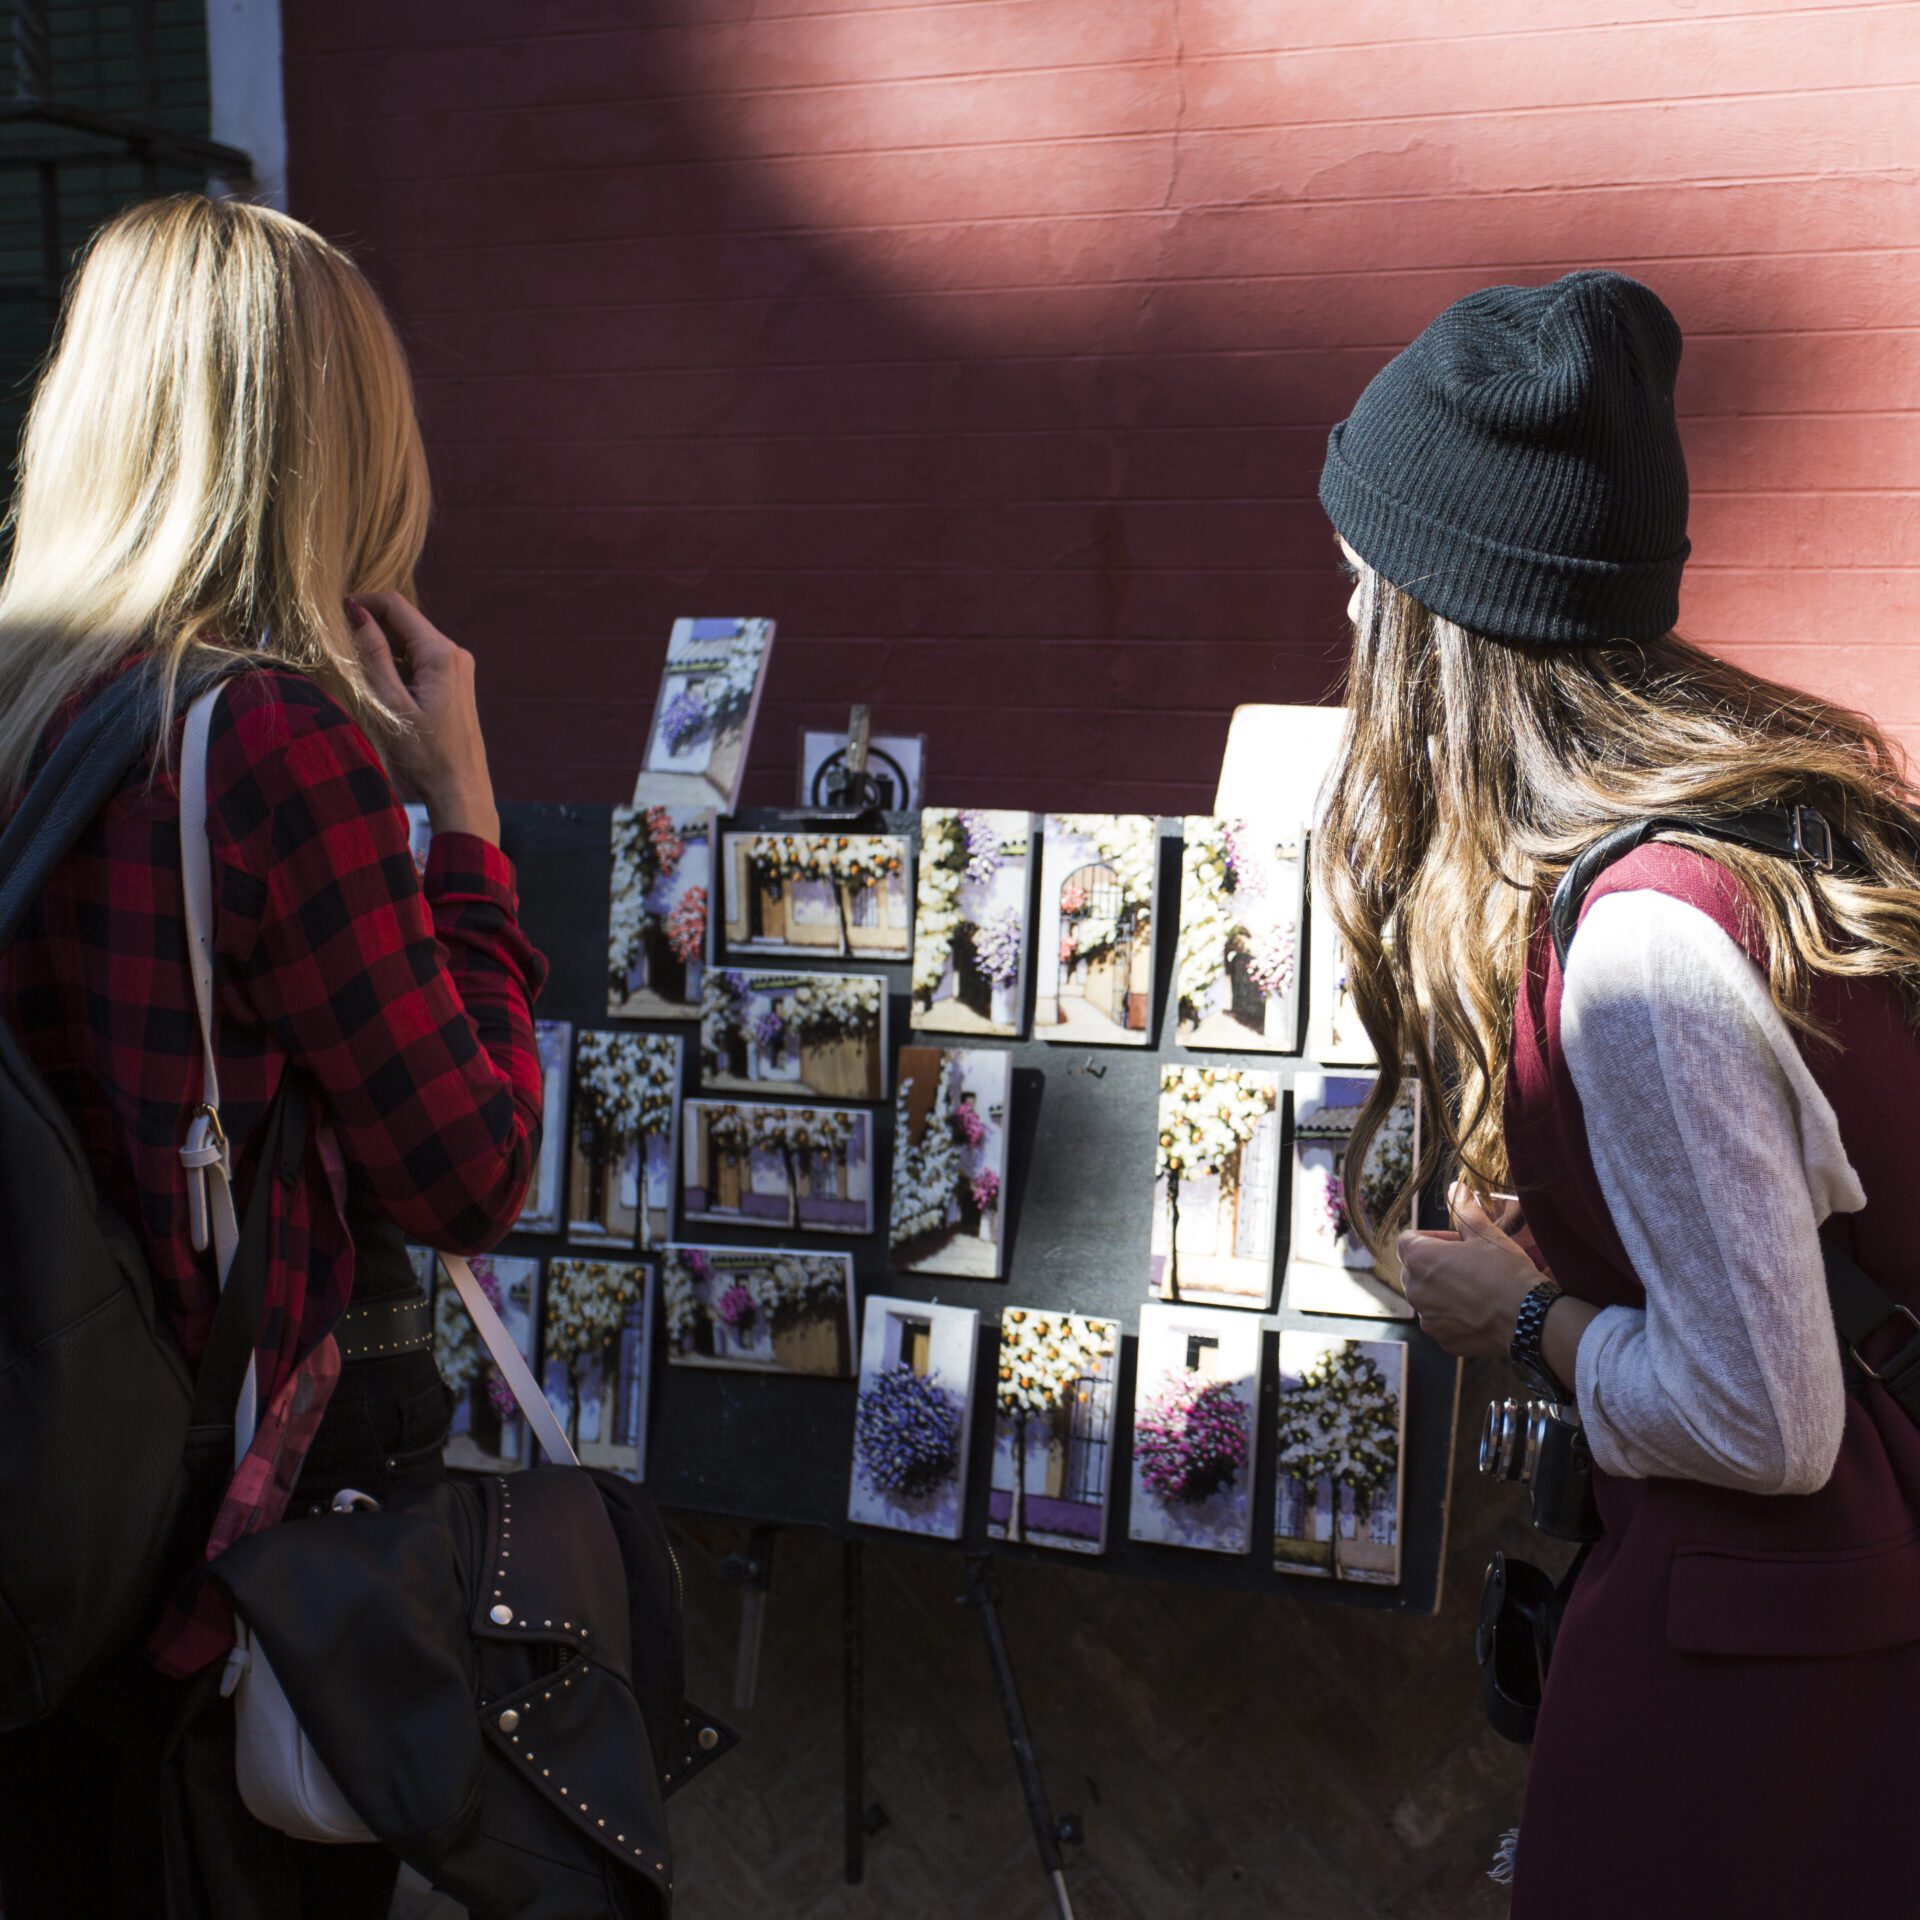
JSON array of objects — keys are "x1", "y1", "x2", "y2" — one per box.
[
  {"x1": 1314, "y1": 563, "x2": 1920, "y2": 1252},
  {"x1": 0, "y1": 192, "x2": 429, "y2": 800}
]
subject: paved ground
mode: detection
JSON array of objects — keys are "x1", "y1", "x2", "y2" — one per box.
[{"x1": 396, "y1": 1355, "x2": 1553, "y2": 1918}]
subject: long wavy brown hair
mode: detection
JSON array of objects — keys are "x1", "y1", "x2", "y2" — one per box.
[{"x1": 1314, "y1": 560, "x2": 1920, "y2": 1259}]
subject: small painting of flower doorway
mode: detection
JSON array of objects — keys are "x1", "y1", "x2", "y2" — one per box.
[
  {"x1": 1127, "y1": 1302, "x2": 1263, "y2": 1555},
  {"x1": 1033, "y1": 814, "x2": 1160, "y2": 1046},
  {"x1": 721, "y1": 831, "x2": 913, "y2": 960},
  {"x1": 633, "y1": 616, "x2": 775, "y2": 813},
  {"x1": 680, "y1": 1099, "x2": 875, "y2": 1235},
  {"x1": 910, "y1": 808, "x2": 1033, "y2": 1037},
  {"x1": 662, "y1": 1244, "x2": 855, "y2": 1377},
  {"x1": 700, "y1": 968, "x2": 887, "y2": 1102},
  {"x1": 1149, "y1": 1065, "x2": 1281, "y2": 1310},
  {"x1": 848, "y1": 1295, "x2": 980, "y2": 1540},
  {"x1": 437, "y1": 1253, "x2": 542, "y2": 1473},
  {"x1": 1284, "y1": 1071, "x2": 1420, "y2": 1322},
  {"x1": 989, "y1": 1309, "x2": 1119, "y2": 1555},
  {"x1": 513, "y1": 1020, "x2": 572, "y2": 1234},
  {"x1": 539, "y1": 1257, "x2": 656, "y2": 1479},
  {"x1": 888, "y1": 1046, "x2": 1011, "y2": 1280},
  {"x1": 607, "y1": 805, "x2": 712, "y2": 1019},
  {"x1": 1174, "y1": 817, "x2": 1306, "y2": 1052},
  {"x1": 565, "y1": 1031, "x2": 682, "y2": 1250},
  {"x1": 1273, "y1": 1332, "x2": 1407, "y2": 1586}
]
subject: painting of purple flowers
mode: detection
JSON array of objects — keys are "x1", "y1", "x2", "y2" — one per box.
[
  {"x1": 662, "y1": 1243, "x2": 855, "y2": 1377},
  {"x1": 1127, "y1": 1303, "x2": 1264, "y2": 1554},
  {"x1": 848, "y1": 1295, "x2": 980, "y2": 1538},
  {"x1": 1285, "y1": 1072, "x2": 1420, "y2": 1322},
  {"x1": 1174, "y1": 816, "x2": 1307, "y2": 1052},
  {"x1": 680, "y1": 1099, "x2": 875, "y2": 1235},
  {"x1": 437, "y1": 1253, "x2": 542, "y2": 1473},
  {"x1": 633, "y1": 617, "x2": 776, "y2": 813},
  {"x1": 699, "y1": 966, "x2": 887, "y2": 1101},
  {"x1": 911, "y1": 808, "x2": 1033, "y2": 1037}
]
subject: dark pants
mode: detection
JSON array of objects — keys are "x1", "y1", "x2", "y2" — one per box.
[{"x1": 0, "y1": 1346, "x2": 452, "y2": 1920}]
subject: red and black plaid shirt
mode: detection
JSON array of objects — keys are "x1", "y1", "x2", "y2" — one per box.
[{"x1": 0, "y1": 660, "x2": 548, "y2": 1675}]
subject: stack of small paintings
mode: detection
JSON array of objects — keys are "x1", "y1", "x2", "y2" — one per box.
[
  {"x1": 438, "y1": 1252, "x2": 542, "y2": 1473},
  {"x1": 1128, "y1": 1303, "x2": 1263, "y2": 1555},
  {"x1": 607, "y1": 805, "x2": 712, "y2": 1019},
  {"x1": 1149, "y1": 1065, "x2": 1281, "y2": 1309},
  {"x1": 989, "y1": 1309, "x2": 1120, "y2": 1555},
  {"x1": 1273, "y1": 1332, "x2": 1407, "y2": 1585},
  {"x1": 1033, "y1": 813, "x2": 1160, "y2": 1046},
  {"x1": 566, "y1": 1031, "x2": 681, "y2": 1250},
  {"x1": 515, "y1": 1019, "x2": 572, "y2": 1234},
  {"x1": 680, "y1": 1099, "x2": 875, "y2": 1236},
  {"x1": 720, "y1": 832, "x2": 913, "y2": 961},
  {"x1": 910, "y1": 808, "x2": 1033, "y2": 1037},
  {"x1": 539, "y1": 1257, "x2": 655, "y2": 1478},
  {"x1": 888, "y1": 1046, "x2": 1012, "y2": 1279},
  {"x1": 699, "y1": 967, "x2": 886, "y2": 1101},
  {"x1": 1174, "y1": 817, "x2": 1306, "y2": 1051},
  {"x1": 633, "y1": 616, "x2": 775, "y2": 812},
  {"x1": 848, "y1": 1295, "x2": 980, "y2": 1539},
  {"x1": 1286, "y1": 1072, "x2": 1420, "y2": 1320},
  {"x1": 662, "y1": 1245, "x2": 855, "y2": 1377}
]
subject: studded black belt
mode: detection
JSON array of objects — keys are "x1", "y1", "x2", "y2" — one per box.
[{"x1": 335, "y1": 1289, "x2": 433, "y2": 1363}]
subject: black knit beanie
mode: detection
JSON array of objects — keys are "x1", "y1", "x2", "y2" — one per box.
[{"x1": 1318, "y1": 270, "x2": 1690, "y2": 645}]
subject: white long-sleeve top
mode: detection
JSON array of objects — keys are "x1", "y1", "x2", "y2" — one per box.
[{"x1": 1560, "y1": 888, "x2": 1863, "y2": 1496}]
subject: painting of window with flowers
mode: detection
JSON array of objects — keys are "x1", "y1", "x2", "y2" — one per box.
[
  {"x1": 989, "y1": 1309, "x2": 1119, "y2": 1555},
  {"x1": 1149, "y1": 1065, "x2": 1281, "y2": 1310},
  {"x1": 910, "y1": 808, "x2": 1033, "y2": 1037},
  {"x1": 438, "y1": 1253, "x2": 542, "y2": 1473},
  {"x1": 607, "y1": 806, "x2": 712, "y2": 1019},
  {"x1": 888, "y1": 1046, "x2": 1011, "y2": 1279},
  {"x1": 1174, "y1": 817, "x2": 1306, "y2": 1052},
  {"x1": 632, "y1": 616, "x2": 775, "y2": 813},
  {"x1": 1285, "y1": 1071, "x2": 1420, "y2": 1321},
  {"x1": 1127, "y1": 1303, "x2": 1263, "y2": 1555},
  {"x1": 720, "y1": 831, "x2": 912, "y2": 961},
  {"x1": 565, "y1": 1031, "x2": 682, "y2": 1251},
  {"x1": 539, "y1": 1257, "x2": 656, "y2": 1479},
  {"x1": 680, "y1": 1099, "x2": 874, "y2": 1235},
  {"x1": 662, "y1": 1244, "x2": 855, "y2": 1378},
  {"x1": 514, "y1": 1020, "x2": 572, "y2": 1234},
  {"x1": 1273, "y1": 1331, "x2": 1407, "y2": 1586},
  {"x1": 700, "y1": 968, "x2": 887, "y2": 1102},
  {"x1": 1032, "y1": 814, "x2": 1161, "y2": 1046},
  {"x1": 848, "y1": 1295, "x2": 980, "y2": 1540}
]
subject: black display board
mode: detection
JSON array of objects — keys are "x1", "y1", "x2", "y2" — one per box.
[{"x1": 495, "y1": 803, "x2": 1462, "y2": 1614}]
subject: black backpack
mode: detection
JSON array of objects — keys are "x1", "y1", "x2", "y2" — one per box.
[{"x1": 0, "y1": 657, "x2": 249, "y2": 1728}]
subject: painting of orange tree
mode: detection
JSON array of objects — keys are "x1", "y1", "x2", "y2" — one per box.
[{"x1": 988, "y1": 1309, "x2": 1118, "y2": 1554}]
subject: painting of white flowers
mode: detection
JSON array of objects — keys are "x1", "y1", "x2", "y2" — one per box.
[
  {"x1": 1304, "y1": 881, "x2": 1376, "y2": 1065},
  {"x1": 910, "y1": 809, "x2": 1033, "y2": 1037},
  {"x1": 1273, "y1": 1331, "x2": 1407, "y2": 1586},
  {"x1": 989, "y1": 1309, "x2": 1119, "y2": 1555},
  {"x1": 1174, "y1": 817, "x2": 1306, "y2": 1052},
  {"x1": 1033, "y1": 813, "x2": 1160, "y2": 1046},
  {"x1": 720, "y1": 832, "x2": 913, "y2": 961},
  {"x1": 439, "y1": 1253, "x2": 542, "y2": 1473},
  {"x1": 607, "y1": 806, "x2": 712, "y2": 1019},
  {"x1": 1285, "y1": 1071, "x2": 1420, "y2": 1321},
  {"x1": 514, "y1": 1019, "x2": 573, "y2": 1235},
  {"x1": 540, "y1": 1257, "x2": 655, "y2": 1479},
  {"x1": 680, "y1": 1100, "x2": 875, "y2": 1235},
  {"x1": 565, "y1": 1031, "x2": 682, "y2": 1250},
  {"x1": 662, "y1": 1245, "x2": 854, "y2": 1378},
  {"x1": 848, "y1": 1295, "x2": 980, "y2": 1540},
  {"x1": 700, "y1": 968, "x2": 887, "y2": 1101},
  {"x1": 633, "y1": 616, "x2": 775, "y2": 813},
  {"x1": 1149, "y1": 1065, "x2": 1281, "y2": 1310},
  {"x1": 888, "y1": 1046, "x2": 1012, "y2": 1279},
  {"x1": 1128, "y1": 1302, "x2": 1263, "y2": 1555}
]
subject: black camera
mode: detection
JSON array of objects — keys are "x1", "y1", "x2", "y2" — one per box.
[{"x1": 1477, "y1": 1395, "x2": 1601, "y2": 1542}]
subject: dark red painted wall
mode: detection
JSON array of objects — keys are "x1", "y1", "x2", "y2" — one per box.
[{"x1": 281, "y1": 1, "x2": 1920, "y2": 811}]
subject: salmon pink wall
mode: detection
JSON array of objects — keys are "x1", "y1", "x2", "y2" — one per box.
[{"x1": 281, "y1": 1, "x2": 1920, "y2": 809}]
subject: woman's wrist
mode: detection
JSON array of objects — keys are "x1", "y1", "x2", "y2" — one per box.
[
  {"x1": 425, "y1": 790, "x2": 501, "y2": 846},
  {"x1": 1539, "y1": 1293, "x2": 1601, "y2": 1403}
]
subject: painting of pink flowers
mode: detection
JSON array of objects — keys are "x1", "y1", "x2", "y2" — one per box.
[
  {"x1": 662, "y1": 1244, "x2": 855, "y2": 1377},
  {"x1": 437, "y1": 1254, "x2": 542, "y2": 1473},
  {"x1": 1033, "y1": 814, "x2": 1161, "y2": 1046},
  {"x1": 1174, "y1": 817, "x2": 1307, "y2": 1052},
  {"x1": 910, "y1": 808, "x2": 1033, "y2": 1037},
  {"x1": 888, "y1": 1046, "x2": 1012, "y2": 1279},
  {"x1": 608, "y1": 806, "x2": 713, "y2": 1020}
]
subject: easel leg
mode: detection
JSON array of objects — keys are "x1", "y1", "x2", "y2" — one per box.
[
  {"x1": 844, "y1": 1538, "x2": 866, "y2": 1886},
  {"x1": 717, "y1": 1525, "x2": 778, "y2": 1712},
  {"x1": 964, "y1": 1557, "x2": 1078, "y2": 1920}
]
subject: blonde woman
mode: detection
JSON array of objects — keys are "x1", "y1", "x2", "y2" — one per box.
[
  {"x1": 0, "y1": 197, "x2": 546, "y2": 1913},
  {"x1": 1316, "y1": 271, "x2": 1920, "y2": 1916}
]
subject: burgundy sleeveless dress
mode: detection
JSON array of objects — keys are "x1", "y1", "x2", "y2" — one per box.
[{"x1": 1505, "y1": 841, "x2": 1920, "y2": 1917}]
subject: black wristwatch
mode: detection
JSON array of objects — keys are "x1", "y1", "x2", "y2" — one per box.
[{"x1": 1509, "y1": 1278, "x2": 1572, "y2": 1406}]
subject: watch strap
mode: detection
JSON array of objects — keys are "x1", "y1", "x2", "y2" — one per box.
[{"x1": 1510, "y1": 1278, "x2": 1571, "y2": 1404}]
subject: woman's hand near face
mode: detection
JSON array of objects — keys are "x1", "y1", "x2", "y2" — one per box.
[
  {"x1": 347, "y1": 591, "x2": 501, "y2": 846},
  {"x1": 1396, "y1": 1184, "x2": 1551, "y2": 1358}
]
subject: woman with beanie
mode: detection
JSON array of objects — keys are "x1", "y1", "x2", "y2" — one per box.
[{"x1": 1315, "y1": 270, "x2": 1920, "y2": 1916}]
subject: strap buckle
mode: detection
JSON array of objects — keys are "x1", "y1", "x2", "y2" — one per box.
[
  {"x1": 1848, "y1": 1304, "x2": 1920, "y2": 1388},
  {"x1": 1791, "y1": 804, "x2": 1835, "y2": 872},
  {"x1": 190, "y1": 1100, "x2": 228, "y2": 1152}
]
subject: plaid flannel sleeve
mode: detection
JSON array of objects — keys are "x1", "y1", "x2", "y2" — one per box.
[{"x1": 206, "y1": 672, "x2": 549, "y2": 1250}]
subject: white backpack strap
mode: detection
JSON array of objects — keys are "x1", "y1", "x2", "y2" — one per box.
[
  {"x1": 177, "y1": 679, "x2": 258, "y2": 1463},
  {"x1": 439, "y1": 1253, "x2": 580, "y2": 1468}
]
